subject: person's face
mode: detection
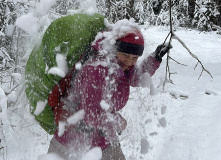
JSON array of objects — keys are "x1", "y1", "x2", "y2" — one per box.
[{"x1": 117, "y1": 52, "x2": 139, "y2": 71}]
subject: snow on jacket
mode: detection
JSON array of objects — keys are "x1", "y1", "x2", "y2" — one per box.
[{"x1": 48, "y1": 48, "x2": 161, "y2": 150}]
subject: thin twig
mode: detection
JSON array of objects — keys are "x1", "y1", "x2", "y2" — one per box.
[
  {"x1": 163, "y1": 0, "x2": 173, "y2": 90},
  {"x1": 168, "y1": 56, "x2": 187, "y2": 66},
  {"x1": 172, "y1": 32, "x2": 213, "y2": 79},
  {"x1": 162, "y1": 32, "x2": 171, "y2": 45}
]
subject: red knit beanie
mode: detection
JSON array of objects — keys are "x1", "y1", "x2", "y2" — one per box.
[{"x1": 116, "y1": 31, "x2": 144, "y2": 56}]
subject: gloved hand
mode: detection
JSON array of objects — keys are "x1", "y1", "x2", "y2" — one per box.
[{"x1": 153, "y1": 43, "x2": 172, "y2": 62}]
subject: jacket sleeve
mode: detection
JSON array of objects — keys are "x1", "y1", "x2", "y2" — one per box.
[
  {"x1": 77, "y1": 65, "x2": 121, "y2": 139},
  {"x1": 48, "y1": 65, "x2": 76, "y2": 108},
  {"x1": 130, "y1": 56, "x2": 161, "y2": 87}
]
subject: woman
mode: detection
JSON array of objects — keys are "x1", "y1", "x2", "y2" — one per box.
[{"x1": 48, "y1": 19, "x2": 171, "y2": 160}]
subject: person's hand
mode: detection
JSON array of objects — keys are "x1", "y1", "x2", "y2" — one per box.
[{"x1": 153, "y1": 43, "x2": 172, "y2": 62}]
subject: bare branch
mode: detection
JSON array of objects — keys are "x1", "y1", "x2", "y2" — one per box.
[
  {"x1": 168, "y1": 56, "x2": 187, "y2": 66},
  {"x1": 172, "y1": 32, "x2": 213, "y2": 79},
  {"x1": 162, "y1": 0, "x2": 213, "y2": 90},
  {"x1": 194, "y1": 62, "x2": 199, "y2": 70},
  {"x1": 0, "y1": 47, "x2": 14, "y2": 61},
  {"x1": 163, "y1": 50, "x2": 174, "y2": 89}
]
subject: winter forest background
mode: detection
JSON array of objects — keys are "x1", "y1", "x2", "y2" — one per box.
[{"x1": 0, "y1": 0, "x2": 221, "y2": 160}]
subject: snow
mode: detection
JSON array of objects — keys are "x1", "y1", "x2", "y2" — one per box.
[
  {"x1": 140, "y1": 137, "x2": 150, "y2": 154},
  {"x1": 15, "y1": 0, "x2": 56, "y2": 35},
  {"x1": 81, "y1": 147, "x2": 102, "y2": 160},
  {"x1": 93, "y1": 18, "x2": 141, "y2": 54},
  {"x1": 67, "y1": 109, "x2": 85, "y2": 125},
  {"x1": 48, "y1": 67, "x2": 66, "y2": 77},
  {"x1": 0, "y1": 31, "x2": 5, "y2": 36},
  {"x1": 199, "y1": 8, "x2": 208, "y2": 13},
  {"x1": 79, "y1": 0, "x2": 98, "y2": 15},
  {"x1": 119, "y1": 27, "x2": 221, "y2": 160},
  {"x1": 1, "y1": 17, "x2": 221, "y2": 160},
  {"x1": 7, "y1": 91, "x2": 17, "y2": 104},
  {"x1": 34, "y1": 100, "x2": 47, "y2": 116},
  {"x1": 36, "y1": 0, "x2": 57, "y2": 17},
  {"x1": 58, "y1": 121, "x2": 66, "y2": 137},
  {"x1": 48, "y1": 54, "x2": 68, "y2": 78},
  {"x1": 75, "y1": 62, "x2": 82, "y2": 70},
  {"x1": 0, "y1": 88, "x2": 7, "y2": 109},
  {"x1": 11, "y1": 73, "x2": 22, "y2": 84},
  {"x1": 100, "y1": 100, "x2": 110, "y2": 111},
  {"x1": 38, "y1": 153, "x2": 62, "y2": 160},
  {"x1": 16, "y1": 13, "x2": 39, "y2": 35},
  {"x1": 5, "y1": 25, "x2": 15, "y2": 37}
]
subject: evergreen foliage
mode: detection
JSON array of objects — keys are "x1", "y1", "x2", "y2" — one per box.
[
  {"x1": 96, "y1": 0, "x2": 220, "y2": 31},
  {"x1": 193, "y1": 1, "x2": 221, "y2": 31}
]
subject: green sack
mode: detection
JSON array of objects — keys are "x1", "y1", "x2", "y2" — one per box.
[{"x1": 25, "y1": 13, "x2": 105, "y2": 134}]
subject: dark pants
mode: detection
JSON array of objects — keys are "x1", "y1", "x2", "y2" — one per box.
[
  {"x1": 101, "y1": 141, "x2": 126, "y2": 160},
  {"x1": 48, "y1": 137, "x2": 126, "y2": 160}
]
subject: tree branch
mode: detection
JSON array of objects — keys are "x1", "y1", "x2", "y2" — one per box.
[
  {"x1": 172, "y1": 33, "x2": 213, "y2": 79},
  {"x1": 162, "y1": 0, "x2": 213, "y2": 90},
  {"x1": 168, "y1": 56, "x2": 187, "y2": 66}
]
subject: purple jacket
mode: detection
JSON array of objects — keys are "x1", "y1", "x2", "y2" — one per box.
[{"x1": 53, "y1": 51, "x2": 161, "y2": 150}]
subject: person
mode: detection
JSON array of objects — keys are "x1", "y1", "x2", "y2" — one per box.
[{"x1": 47, "y1": 19, "x2": 171, "y2": 160}]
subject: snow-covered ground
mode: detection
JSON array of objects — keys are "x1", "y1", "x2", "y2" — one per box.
[
  {"x1": 120, "y1": 27, "x2": 221, "y2": 160},
  {"x1": 0, "y1": 26, "x2": 221, "y2": 160}
]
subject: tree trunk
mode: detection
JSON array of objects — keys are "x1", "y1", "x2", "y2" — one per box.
[
  {"x1": 215, "y1": 0, "x2": 221, "y2": 26},
  {"x1": 188, "y1": 0, "x2": 195, "y2": 21},
  {"x1": 152, "y1": 0, "x2": 163, "y2": 15}
]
